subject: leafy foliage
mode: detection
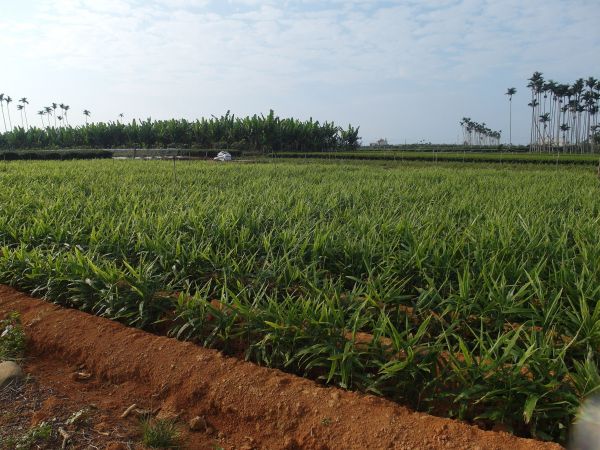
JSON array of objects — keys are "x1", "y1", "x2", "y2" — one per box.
[
  {"x1": 0, "y1": 110, "x2": 360, "y2": 152},
  {"x1": 0, "y1": 159, "x2": 598, "y2": 443}
]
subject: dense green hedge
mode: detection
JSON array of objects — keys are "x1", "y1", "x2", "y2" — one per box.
[
  {"x1": 364, "y1": 144, "x2": 531, "y2": 153},
  {"x1": 0, "y1": 150, "x2": 113, "y2": 160},
  {"x1": 113, "y1": 148, "x2": 243, "y2": 158},
  {"x1": 0, "y1": 111, "x2": 360, "y2": 152}
]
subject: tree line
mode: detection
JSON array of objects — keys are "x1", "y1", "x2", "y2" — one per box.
[
  {"x1": 0, "y1": 110, "x2": 361, "y2": 152},
  {"x1": 459, "y1": 118, "x2": 501, "y2": 146},
  {"x1": 527, "y1": 72, "x2": 599, "y2": 153}
]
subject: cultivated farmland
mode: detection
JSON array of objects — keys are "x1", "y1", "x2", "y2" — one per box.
[{"x1": 0, "y1": 159, "x2": 598, "y2": 444}]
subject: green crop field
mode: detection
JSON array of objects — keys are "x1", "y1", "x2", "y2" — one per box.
[
  {"x1": 0, "y1": 159, "x2": 599, "y2": 443},
  {"x1": 274, "y1": 150, "x2": 600, "y2": 165}
]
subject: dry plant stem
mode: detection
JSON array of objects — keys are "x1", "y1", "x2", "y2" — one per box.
[
  {"x1": 120, "y1": 403, "x2": 137, "y2": 419},
  {"x1": 58, "y1": 427, "x2": 71, "y2": 449}
]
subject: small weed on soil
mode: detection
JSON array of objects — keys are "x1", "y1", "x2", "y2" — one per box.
[
  {"x1": 0, "y1": 422, "x2": 52, "y2": 449},
  {"x1": 141, "y1": 418, "x2": 180, "y2": 448},
  {"x1": 0, "y1": 312, "x2": 26, "y2": 361}
]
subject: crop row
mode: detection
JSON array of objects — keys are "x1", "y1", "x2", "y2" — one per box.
[
  {"x1": 0, "y1": 159, "x2": 598, "y2": 443},
  {"x1": 273, "y1": 151, "x2": 600, "y2": 165}
]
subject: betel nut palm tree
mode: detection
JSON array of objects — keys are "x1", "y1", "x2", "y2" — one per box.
[
  {"x1": 0, "y1": 94, "x2": 6, "y2": 132},
  {"x1": 19, "y1": 98, "x2": 29, "y2": 129},
  {"x1": 505, "y1": 88, "x2": 517, "y2": 146},
  {"x1": 5, "y1": 96, "x2": 13, "y2": 131}
]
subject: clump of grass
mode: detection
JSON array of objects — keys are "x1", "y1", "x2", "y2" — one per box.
[
  {"x1": 0, "y1": 312, "x2": 26, "y2": 361},
  {"x1": 141, "y1": 418, "x2": 179, "y2": 449},
  {"x1": 2, "y1": 422, "x2": 53, "y2": 449}
]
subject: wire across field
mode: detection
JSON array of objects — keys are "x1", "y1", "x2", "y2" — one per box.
[{"x1": 0, "y1": 159, "x2": 598, "y2": 444}]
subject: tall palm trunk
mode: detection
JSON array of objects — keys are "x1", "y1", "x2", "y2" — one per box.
[
  {"x1": 529, "y1": 95, "x2": 535, "y2": 150},
  {"x1": 509, "y1": 98, "x2": 512, "y2": 146},
  {"x1": 0, "y1": 103, "x2": 5, "y2": 132},
  {"x1": 5, "y1": 102, "x2": 12, "y2": 131}
]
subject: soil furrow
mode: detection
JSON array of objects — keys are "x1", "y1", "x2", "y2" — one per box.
[{"x1": 0, "y1": 285, "x2": 562, "y2": 450}]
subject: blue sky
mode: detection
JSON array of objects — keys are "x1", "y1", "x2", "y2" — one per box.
[{"x1": 2, "y1": 0, "x2": 599, "y2": 144}]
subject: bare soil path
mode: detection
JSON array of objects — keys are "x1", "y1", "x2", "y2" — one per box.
[{"x1": 0, "y1": 285, "x2": 563, "y2": 450}]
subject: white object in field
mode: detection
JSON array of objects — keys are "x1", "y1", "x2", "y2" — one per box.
[
  {"x1": 213, "y1": 151, "x2": 232, "y2": 161},
  {"x1": 571, "y1": 395, "x2": 600, "y2": 450}
]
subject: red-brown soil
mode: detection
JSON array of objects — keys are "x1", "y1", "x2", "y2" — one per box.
[
  {"x1": 0, "y1": 367, "x2": 144, "y2": 449},
  {"x1": 0, "y1": 285, "x2": 563, "y2": 450}
]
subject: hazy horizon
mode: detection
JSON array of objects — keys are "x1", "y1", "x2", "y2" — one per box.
[{"x1": 2, "y1": 0, "x2": 600, "y2": 145}]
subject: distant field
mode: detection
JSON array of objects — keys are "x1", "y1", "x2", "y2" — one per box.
[
  {"x1": 1, "y1": 147, "x2": 599, "y2": 165},
  {"x1": 273, "y1": 150, "x2": 600, "y2": 164},
  {"x1": 0, "y1": 159, "x2": 598, "y2": 443}
]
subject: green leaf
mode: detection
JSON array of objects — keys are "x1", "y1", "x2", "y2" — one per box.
[{"x1": 523, "y1": 395, "x2": 539, "y2": 424}]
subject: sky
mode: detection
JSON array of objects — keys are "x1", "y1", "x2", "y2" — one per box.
[{"x1": 1, "y1": 0, "x2": 599, "y2": 145}]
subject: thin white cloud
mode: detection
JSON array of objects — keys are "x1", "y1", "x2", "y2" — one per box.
[{"x1": 6, "y1": 0, "x2": 599, "y2": 82}]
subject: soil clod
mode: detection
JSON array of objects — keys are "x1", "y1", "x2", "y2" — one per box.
[{"x1": 0, "y1": 360, "x2": 24, "y2": 388}]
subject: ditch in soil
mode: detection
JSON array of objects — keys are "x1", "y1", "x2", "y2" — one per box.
[{"x1": 0, "y1": 285, "x2": 562, "y2": 450}]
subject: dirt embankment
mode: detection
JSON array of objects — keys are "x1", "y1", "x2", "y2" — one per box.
[{"x1": 0, "y1": 285, "x2": 563, "y2": 450}]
